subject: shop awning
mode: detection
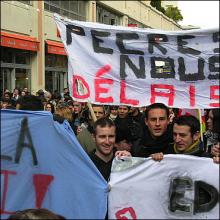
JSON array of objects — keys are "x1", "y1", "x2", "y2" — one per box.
[
  {"x1": 0, "y1": 31, "x2": 39, "y2": 51},
  {"x1": 45, "y1": 40, "x2": 67, "y2": 56}
]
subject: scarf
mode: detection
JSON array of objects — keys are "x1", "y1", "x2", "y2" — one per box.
[{"x1": 174, "y1": 139, "x2": 201, "y2": 155}]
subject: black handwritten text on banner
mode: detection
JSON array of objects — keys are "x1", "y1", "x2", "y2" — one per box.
[{"x1": 54, "y1": 14, "x2": 219, "y2": 108}]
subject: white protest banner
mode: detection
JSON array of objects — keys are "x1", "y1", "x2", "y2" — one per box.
[
  {"x1": 108, "y1": 155, "x2": 219, "y2": 219},
  {"x1": 54, "y1": 14, "x2": 219, "y2": 109}
]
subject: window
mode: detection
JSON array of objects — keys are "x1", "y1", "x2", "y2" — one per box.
[
  {"x1": 15, "y1": 51, "x2": 30, "y2": 65},
  {"x1": 96, "y1": 5, "x2": 121, "y2": 25},
  {"x1": 18, "y1": 0, "x2": 32, "y2": 5},
  {"x1": 1, "y1": 48, "x2": 13, "y2": 63},
  {"x1": 1, "y1": 48, "x2": 30, "y2": 65},
  {"x1": 45, "y1": 54, "x2": 67, "y2": 68},
  {"x1": 15, "y1": 69, "x2": 30, "y2": 89},
  {"x1": 44, "y1": 0, "x2": 87, "y2": 21},
  {"x1": 1, "y1": 47, "x2": 31, "y2": 92}
]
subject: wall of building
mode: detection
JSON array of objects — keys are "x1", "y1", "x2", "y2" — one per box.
[
  {"x1": 1, "y1": 1, "x2": 37, "y2": 36},
  {"x1": 1, "y1": 1, "x2": 41, "y2": 94},
  {"x1": 98, "y1": 0, "x2": 181, "y2": 30}
]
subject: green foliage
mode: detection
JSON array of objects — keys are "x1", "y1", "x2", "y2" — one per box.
[
  {"x1": 150, "y1": 0, "x2": 165, "y2": 14},
  {"x1": 150, "y1": 1, "x2": 184, "y2": 22},
  {"x1": 165, "y1": 6, "x2": 183, "y2": 22}
]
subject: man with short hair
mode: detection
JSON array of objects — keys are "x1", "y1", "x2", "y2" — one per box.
[
  {"x1": 151, "y1": 115, "x2": 211, "y2": 161},
  {"x1": 89, "y1": 117, "x2": 130, "y2": 220},
  {"x1": 132, "y1": 103, "x2": 173, "y2": 157},
  {"x1": 89, "y1": 117, "x2": 130, "y2": 181}
]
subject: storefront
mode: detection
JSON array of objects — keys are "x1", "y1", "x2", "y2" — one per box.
[{"x1": 0, "y1": 32, "x2": 39, "y2": 95}]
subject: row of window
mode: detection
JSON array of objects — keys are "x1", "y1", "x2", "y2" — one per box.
[
  {"x1": 1, "y1": 67, "x2": 66, "y2": 95},
  {"x1": 16, "y1": 0, "x2": 147, "y2": 27},
  {"x1": 44, "y1": 0, "x2": 87, "y2": 21},
  {"x1": 1, "y1": 47, "x2": 68, "y2": 93},
  {"x1": 1, "y1": 48, "x2": 30, "y2": 65},
  {"x1": 1, "y1": 47, "x2": 67, "y2": 68}
]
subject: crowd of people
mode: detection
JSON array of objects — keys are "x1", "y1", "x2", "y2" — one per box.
[{"x1": 1, "y1": 87, "x2": 219, "y2": 219}]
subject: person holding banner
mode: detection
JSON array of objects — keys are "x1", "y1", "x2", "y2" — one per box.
[
  {"x1": 151, "y1": 115, "x2": 211, "y2": 161},
  {"x1": 89, "y1": 117, "x2": 131, "y2": 181}
]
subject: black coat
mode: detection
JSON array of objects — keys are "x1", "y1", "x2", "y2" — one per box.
[{"x1": 132, "y1": 124, "x2": 174, "y2": 157}]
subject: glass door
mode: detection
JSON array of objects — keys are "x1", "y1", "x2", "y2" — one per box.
[
  {"x1": 45, "y1": 71, "x2": 66, "y2": 94},
  {"x1": 45, "y1": 71, "x2": 53, "y2": 93},
  {"x1": 0, "y1": 68, "x2": 13, "y2": 95},
  {"x1": 15, "y1": 68, "x2": 30, "y2": 90}
]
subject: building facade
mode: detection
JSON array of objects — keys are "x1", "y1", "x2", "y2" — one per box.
[{"x1": 1, "y1": 0, "x2": 182, "y2": 95}]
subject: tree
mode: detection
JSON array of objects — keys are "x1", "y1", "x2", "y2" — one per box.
[
  {"x1": 150, "y1": 0, "x2": 165, "y2": 14},
  {"x1": 165, "y1": 6, "x2": 183, "y2": 22}
]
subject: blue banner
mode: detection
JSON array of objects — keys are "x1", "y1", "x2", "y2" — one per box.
[{"x1": 1, "y1": 109, "x2": 108, "y2": 219}]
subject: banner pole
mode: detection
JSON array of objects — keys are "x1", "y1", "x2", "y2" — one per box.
[
  {"x1": 87, "y1": 102, "x2": 97, "y2": 122},
  {"x1": 75, "y1": 78, "x2": 97, "y2": 122},
  {"x1": 198, "y1": 109, "x2": 204, "y2": 142}
]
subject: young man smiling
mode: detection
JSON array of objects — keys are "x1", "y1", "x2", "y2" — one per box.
[
  {"x1": 89, "y1": 117, "x2": 130, "y2": 181},
  {"x1": 151, "y1": 115, "x2": 211, "y2": 161}
]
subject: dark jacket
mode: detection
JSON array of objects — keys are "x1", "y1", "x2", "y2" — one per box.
[
  {"x1": 132, "y1": 124, "x2": 174, "y2": 157},
  {"x1": 114, "y1": 115, "x2": 143, "y2": 144}
]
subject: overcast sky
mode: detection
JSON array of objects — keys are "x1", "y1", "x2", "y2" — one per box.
[{"x1": 177, "y1": 1, "x2": 219, "y2": 29}]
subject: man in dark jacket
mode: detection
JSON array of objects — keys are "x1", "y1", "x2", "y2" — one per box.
[
  {"x1": 151, "y1": 115, "x2": 211, "y2": 160},
  {"x1": 150, "y1": 115, "x2": 216, "y2": 213},
  {"x1": 132, "y1": 103, "x2": 173, "y2": 157},
  {"x1": 89, "y1": 117, "x2": 131, "y2": 182}
]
